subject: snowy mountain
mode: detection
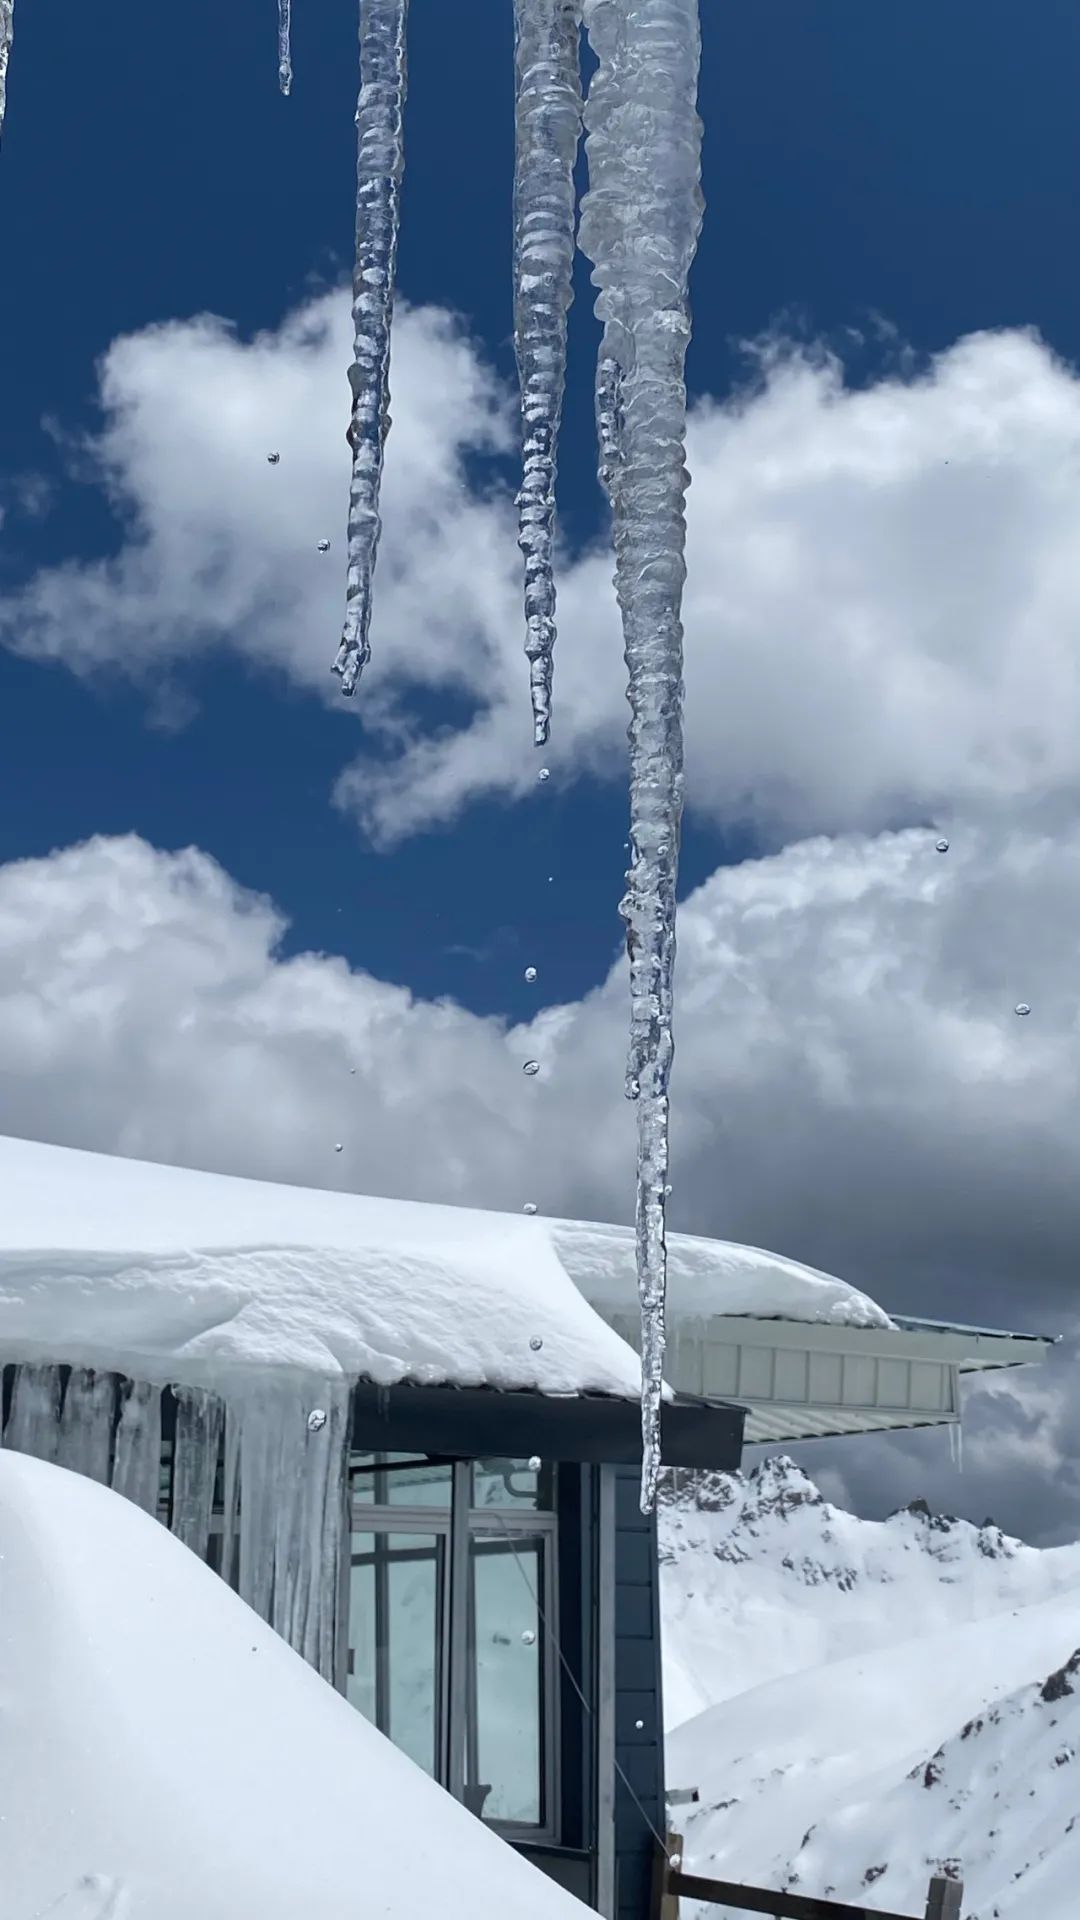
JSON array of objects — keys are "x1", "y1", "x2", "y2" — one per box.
[{"x1": 659, "y1": 1458, "x2": 1080, "y2": 1920}]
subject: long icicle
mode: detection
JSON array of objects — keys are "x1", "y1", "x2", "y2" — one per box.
[
  {"x1": 333, "y1": 0, "x2": 409, "y2": 698},
  {"x1": 278, "y1": 0, "x2": 293, "y2": 95},
  {"x1": 578, "y1": 0, "x2": 704, "y2": 1513},
  {"x1": 0, "y1": 0, "x2": 13, "y2": 144},
  {"x1": 512, "y1": 0, "x2": 584, "y2": 747}
]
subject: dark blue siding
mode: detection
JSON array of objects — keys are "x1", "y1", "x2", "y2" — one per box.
[{"x1": 613, "y1": 1465, "x2": 665, "y2": 1920}]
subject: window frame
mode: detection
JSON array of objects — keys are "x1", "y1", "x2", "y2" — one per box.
[{"x1": 344, "y1": 1453, "x2": 560, "y2": 1846}]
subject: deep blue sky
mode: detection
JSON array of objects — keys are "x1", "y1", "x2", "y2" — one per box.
[{"x1": 2, "y1": 0, "x2": 1079, "y2": 1016}]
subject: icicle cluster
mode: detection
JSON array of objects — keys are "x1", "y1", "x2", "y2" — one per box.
[
  {"x1": 278, "y1": 0, "x2": 293, "y2": 95},
  {"x1": 333, "y1": 0, "x2": 409, "y2": 697},
  {"x1": 0, "y1": 1363, "x2": 348, "y2": 1684},
  {"x1": 578, "y1": 0, "x2": 704, "y2": 1513},
  {"x1": 0, "y1": 0, "x2": 13, "y2": 143},
  {"x1": 512, "y1": 0, "x2": 584, "y2": 747}
]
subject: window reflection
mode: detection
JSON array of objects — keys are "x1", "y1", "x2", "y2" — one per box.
[
  {"x1": 467, "y1": 1532, "x2": 546, "y2": 1826},
  {"x1": 348, "y1": 1529, "x2": 446, "y2": 1779},
  {"x1": 472, "y1": 1458, "x2": 554, "y2": 1510}
]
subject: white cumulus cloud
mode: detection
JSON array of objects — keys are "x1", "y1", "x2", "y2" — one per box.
[{"x1": 6, "y1": 300, "x2": 1080, "y2": 843}]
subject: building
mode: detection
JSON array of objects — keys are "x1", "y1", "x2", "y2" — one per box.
[{"x1": 0, "y1": 1135, "x2": 1051, "y2": 1920}]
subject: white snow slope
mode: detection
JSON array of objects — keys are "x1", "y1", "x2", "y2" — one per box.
[
  {"x1": 0, "y1": 1449, "x2": 590, "y2": 1920},
  {"x1": 660, "y1": 1458, "x2": 1080, "y2": 1920}
]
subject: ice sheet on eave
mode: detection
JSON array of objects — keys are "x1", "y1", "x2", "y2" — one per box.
[{"x1": 0, "y1": 1134, "x2": 643, "y2": 1400}]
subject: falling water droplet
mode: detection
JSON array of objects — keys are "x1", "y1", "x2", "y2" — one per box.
[
  {"x1": 267, "y1": 451, "x2": 280, "y2": 465},
  {"x1": 523, "y1": 1059, "x2": 540, "y2": 1076},
  {"x1": 529, "y1": 1335, "x2": 544, "y2": 1352},
  {"x1": 316, "y1": 539, "x2": 331, "y2": 553},
  {"x1": 664, "y1": 1183, "x2": 672, "y2": 1197},
  {"x1": 521, "y1": 1629, "x2": 537, "y2": 1646},
  {"x1": 1014, "y1": 1003, "x2": 1031, "y2": 1017},
  {"x1": 635, "y1": 1718, "x2": 644, "y2": 1730},
  {"x1": 524, "y1": 966, "x2": 538, "y2": 983},
  {"x1": 935, "y1": 838, "x2": 950, "y2": 853},
  {"x1": 307, "y1": 1408, "x2": 327, "y2": 1433},
  {"x1": 334, "y1": 1142, "x2": 344, "y2": 1153},
  {"x1": 528, "y1": 1455, "x2": 542, "y2": 1472},
  {"x1": 626, "y1": 1076, "x2": 641, "y2": 1102},
  {"x1": 537, "y1": 767, "x2": 551, "y2": 783},
  {"x1": 523, "y1": 1202, "x2": 538, "y2": 1215}
]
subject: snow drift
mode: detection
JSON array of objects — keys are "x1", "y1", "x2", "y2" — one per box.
[{"x1": 0, "y1": 1449, "x2": 589, "y2": 1920}]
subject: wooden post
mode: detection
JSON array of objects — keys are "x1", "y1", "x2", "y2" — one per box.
[
  {"x1": 924, "y1": 1877, "x2": 963, "y2": 1920},
  {"x1": 651, "y1": 1832, "x2": 683, "y2": 1920}
]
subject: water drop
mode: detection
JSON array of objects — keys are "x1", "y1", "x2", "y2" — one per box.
[
  {"x1": 316, "y1": 539, "x2": 331, "y2": 553},
  {"x1": 521, "y1": 1629, "x2": 537, "y2": 1646},
  {"x1": 528, "y1": 1456, "x2": 542, "y2": 1472},
  {"x1": 523, "y1": 1203, "x2": 538, "y2": 1216},
  {"x1": 529, "y1": 1335, "x2": 543, "y2": 1352},
  {"x1": 935, "y1": 838, "x2": 950, "y2": 853},
  {"x1": 267, "y1": 451, "x2": 280, "y2": 465},
  {"x1": 524, "y1": 966, "x2": 538, "y2": 983},
  {"x1": 523, "y1": 1059, "x2": 540, "y2": 1076},
  {"x1": 664, "y1": 1183, "x2": 672, "y2": 1197},
  {"x1": 334, "y1": 1142, "x2": 344, "y2": 1153},
  {"x1": 537, "y1": 767, "x2": 551, "y2": 783},
  {"x1": 626, "y1": 1076, "x2": 641, "y2": 1102},
  {"x1": 307, "y1": 1408, "x2": 327, "y2": 1433},
  {"x1": 635, "y1": 1718, "x2": 644, "y2": 1730},
  {"x1": 1014, "y1": 1003, "x2": 1031, "y2": 1017}
]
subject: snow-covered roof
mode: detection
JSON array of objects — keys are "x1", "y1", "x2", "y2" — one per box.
[
  {"x1": 0, "y1": 1133, "x2": 891, "y2": 1402},
  {"x1": 0, "y1": 1449, "x2": 591, "y2": 1920}
]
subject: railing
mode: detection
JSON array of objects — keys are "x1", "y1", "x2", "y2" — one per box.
[{"x1": 653, "y1": 1838, "x2": 964, "y2": 1920}]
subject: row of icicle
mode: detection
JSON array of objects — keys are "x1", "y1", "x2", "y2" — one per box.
[
  {"x1": 314, "y1": 0, "x2": 703, "y2": 1511},
  {"x1": 0, "y1": 0, "x2": 704, "y2": 1512}
]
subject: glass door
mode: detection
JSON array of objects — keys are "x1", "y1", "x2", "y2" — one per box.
[{"x1": 347, "y1": 1528, "x2": 447, "y2": 1779}]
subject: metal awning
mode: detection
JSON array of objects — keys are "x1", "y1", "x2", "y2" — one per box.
[{"x1": 597, "y1": 1308, "x2": 1056, "y2": 1445}]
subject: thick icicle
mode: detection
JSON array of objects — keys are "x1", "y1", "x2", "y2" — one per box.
[
  {"x1": 171, "y1": 1386, "x2": 224, "y2": 1560},
  {"x1": 0, "y1": 0, "x2": 12, "y2": 144},
  {"x1": 111, "y1": 1378, "x2": 162, "y2": 1516},
  {"x1": 4, "y1": 1362, "x2": 62, "y2": 1461},
  {"x1": 333, "y1": 0, "x2": 409, "y2": 697},
  {"x1": 58, "y1": 1368, "x2": 116, "y2": 1484},
  {"x1": 278, "y1": 0, "x2": 293, "y2": 94},
  {"x1": 512, "y1": 0, "x2": 583, "y2": 746},
  {"x1": 234, "y1": 1378, "x2": 347, "y2": 1673},
  {"x1": 578, "y1": 0, "x2": 704, "y2": 1513}
]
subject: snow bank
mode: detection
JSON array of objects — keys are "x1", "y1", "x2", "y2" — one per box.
[
  {"x1": 0, "y1": 1450, "x2": 590, "y2": 1920},
  {"x1": 0, "y1": 1135, "x2": 890, "y2": 1400}
]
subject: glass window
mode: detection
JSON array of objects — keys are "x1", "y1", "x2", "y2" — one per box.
[
  {"x1": 466, "y1": 1530, "x2": 547, "y2": 1827},
  {"x1": 347, "y1": 1529, "x2": 447, "y2": 1779},
  {"x1": 350, "y1": 1452, "x2": 453, "y2": 1509},
  {"x1": 471, "y1": 1457, "x2": 555, "y2": 1511}
]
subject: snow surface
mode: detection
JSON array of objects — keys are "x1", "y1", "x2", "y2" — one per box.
[
  {"x1": 660, "y1": 1458, "x2": 1080, "y2": 1919},
  {"x1": 0, "y1": 1448, "x2": 591, "y2": 1920},
  {"x1": 0, "y1": 1133, "x2": 890, "y2": 1398}
]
